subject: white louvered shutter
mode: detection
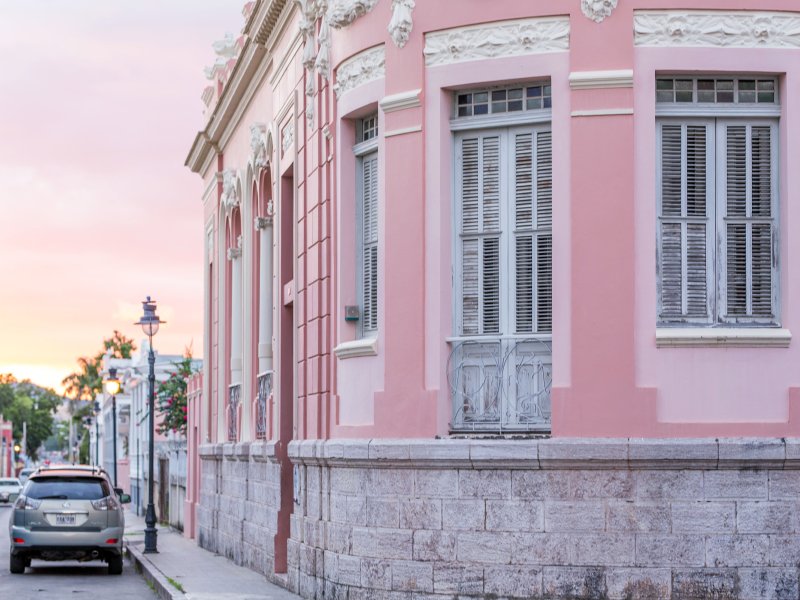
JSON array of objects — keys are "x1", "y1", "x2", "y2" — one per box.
[
  {"x1": 361, "y1": 152, "x2": 379, "y2": 332},
  {"x1": 719, "y1": 121, "x2": 777, "y2": 322},
  {"x1": 458, "y1": 133, "x2": 501, "y2": 335},
  {"x1": 513, "y1": 128, "x2": 552, "y2": 334},
  {"x1": 657, "y1": 121, "x2": 713, "y2": 324}
]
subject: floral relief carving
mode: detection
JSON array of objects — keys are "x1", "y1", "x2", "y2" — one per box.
[
  {"x1": 388, "y1": 0, "x2": 415, "y2": 48},
  {"x1": 581, "y1": 0, "x2": 618, "y2": 24},
  {"x1": 327, "y1": 0, "x2": 379, "y2": 28},
  {"x1": 423, "y1": 17, "x2": 569, "y2": 67},
  {"x1": 333, "y1": 45, "x2": 386, "y2": 98},
  {"x1": 634, "y1": 11, "x2": 800, "y2": 48},
  {"x1": 250, "y1": 123, "x2": 267, "y2": 170},
  {"x1": 220, "y1": 169, "x2": 239, "y2": 210}
]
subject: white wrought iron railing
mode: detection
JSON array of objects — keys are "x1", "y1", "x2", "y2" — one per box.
[
  {"x1": 255, "y1": 371, "x2": 272, "y2": 439},
  {"x1": 448, "y1": 337, "x2": 552, "y2": 432},
  {"x1": 227, "y1": 383, "x2": 241, "y2": 442}
]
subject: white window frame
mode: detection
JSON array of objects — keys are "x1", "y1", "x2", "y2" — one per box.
[
  {"x1": 355, "y1": 116, "x2": 379, "y2": 339},
  {"x1": 656, "y1": 103, "x2": 780, "y2": 330}
]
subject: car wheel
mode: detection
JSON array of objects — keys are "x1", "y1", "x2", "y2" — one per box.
[
  {"x1": 9, "y1": 553, "x2": 26, "y2": 574},
  {"x1": 107, "y1": 554, "x2": 123, "y2": 575}
]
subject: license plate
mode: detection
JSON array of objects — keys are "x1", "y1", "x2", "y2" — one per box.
[{"x1": 55, "y1": 514, "x2": 76, "y2": 526}]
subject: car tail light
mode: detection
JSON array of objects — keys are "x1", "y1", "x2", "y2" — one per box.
[
  {"x1": 13, "y1": 538, "x2": 24, "y2": 544},
  {"x1": 91, "y1": 495, "x2": 119, "y2": 511},
  {"x1": 14, "y1": 495, "x2": 41, "y2": 510},
  {"x1": 105, "y1": 538, "x2": 119, "y2": 544}
]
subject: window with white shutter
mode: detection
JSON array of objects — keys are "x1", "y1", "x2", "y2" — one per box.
[
  {"x1": 356, "y1": 115, "x2": 379, "y2": 336},
  {"x1": 451, "y1": 85, "x2": 553, "y2": 432},
  {"x1": 656, "y1": 76, "x2": 779, "y2": 328}
]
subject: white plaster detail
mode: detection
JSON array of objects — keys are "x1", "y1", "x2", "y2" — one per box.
[
  {"x1": 569, "y1": 69, "x2": 633, "y2": 89},
  {"x1": 227, "y1": 246, "x2": 243, "y2": 260},
  {"x1": 315, "y1": 16, "x2": 331, "y2": 79},
  {"x1": 388, "y1": 0, "x2": 415, "y2": 48},
  {"x1": 255, "y1": 216, "x2": 273, "y2": 230},
  {"x1": 212, "y1": 33, "x2": 238, "y2": 59},
  {"x1": 327, "y1": 0, "x2": 379, "y2": 28},
  {"x1": 266, "y1": 198, "x2": 275, "y2": 217},
  {"x1": 334, "y1": 337, "x2": 378, "y2": 359},
  {"x1": 250, "y1": 122, "x2": 268, "y2": 169},
  {"x1": 380, "y1": 89, "x2": 421, "y2": 113},
  {"x1": 634, "y1": 11, "x2": 800, "y2": 48},
  {"x1": 384, "y1": 124, "x2": 422, "y2": 138},
  {"x1": 281, "y1": 122, "x2": 294, "y2": 154},
  {"x1": 333, "y1": 45, "x2": 386, "y2": 98},
  {"x1": 655, "y1": 328, "x2": 792, "y2": 348},
  {"x1": 423, "y1": 17, "x2": 570, "y2": 67},
  {"x1": 220, "y1": 169, "x2": 239, "y2": 209},
  {"x1": 571, "y1": 108, "x2": 634, "y2": 117},
  {"x1": 581, "y1": 0, "x2": 618, "y2": 23}
]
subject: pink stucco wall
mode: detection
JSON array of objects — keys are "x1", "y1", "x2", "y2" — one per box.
[{"x1": 194, "y1": 0, "x2": 800, "y2": 444}]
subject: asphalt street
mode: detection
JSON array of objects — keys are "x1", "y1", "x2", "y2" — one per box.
[{"x1": 0, "y1": 506, "x2": 156, "y2": 599}]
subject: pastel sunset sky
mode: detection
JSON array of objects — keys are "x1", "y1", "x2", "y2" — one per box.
[{"x1": 0, "y1": 1, "x2": 242, "y2": 393}]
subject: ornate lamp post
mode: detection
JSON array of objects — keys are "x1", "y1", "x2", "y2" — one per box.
[
  {"x1": 93, "y1": 401, "x2": 100, "y2": 467},
  {"x1": 135, "y1": 296, "x2": 165, "y2": 554},
  {"x1": 104, "y1": 368, "x2": 121, "y2": 487}
]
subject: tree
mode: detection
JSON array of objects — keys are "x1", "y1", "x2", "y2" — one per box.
[
  {"x1": 0, "y1": 376, "x2": 61, "y2": 461},
  {"x1": 156, "y1": 349, "x2": 196, "y2": 436}
]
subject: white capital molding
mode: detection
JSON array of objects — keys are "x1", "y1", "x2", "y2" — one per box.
[
  {"x1": 327, "y1": 0, "x2": 379, "y2": 28},
  {"x1": 582, "y1": 0, "x2": 618, "y2": 24},
  {"x1": 250, "y1": 122, "x2": 268, "y2": 169},
  {"x1": 334, "y1": 337, "x2": 378, "y2": 359},
  {"x1": 379, "y1": 89, "x2": 421, "y2": 113},
  {"x1": 634, "y1": 11, "x2": 800, "y2": 48},
  {"x1": 254, "y1": 215, "x2": 273, "y2": 230},
  {"x1": 226, "y1": 246, "x2": 242, "y2": 261},
  {"x1": 220, "y1": 169, "x2": 239, "y2": 209},
  {"x1": 388, "y1": 0, "x2": 415, "y2": 48},
  {"x1": 423, "y1": 17, "x2": 570, "y2": 67},
  {"x1": 656, "y1": 328, "x2": 792, "y2": 348},
  {"x1": 334, "y1": 45, "x2": 386, "y2": 98},
  {"x1": 569, "y1": 69, "x2": 633, "y2": 89}
]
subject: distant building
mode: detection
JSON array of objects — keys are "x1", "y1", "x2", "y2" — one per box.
[{"x1": 186, "y1": 1, "x2": 800, "y2": 598}]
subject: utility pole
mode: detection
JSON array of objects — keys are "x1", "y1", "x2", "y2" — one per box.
[
  {"x1": 68, "y1": 418, "x2": 74, "y2": 464},
  {"x1": 21, "y1": 421, "x2": 26, "y2": 466}
]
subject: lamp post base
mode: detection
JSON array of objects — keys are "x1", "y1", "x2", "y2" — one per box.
[{"x1": 143, "y1": 502, "x2": 159, "y2": 554}]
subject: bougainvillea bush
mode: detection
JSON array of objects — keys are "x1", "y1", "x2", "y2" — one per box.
[{"x1": 156, "y1": 353, "x2": 195, "y2": 436}]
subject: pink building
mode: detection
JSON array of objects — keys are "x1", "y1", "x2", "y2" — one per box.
[{"x1": 186, "y1": 1, "x2": 800, "y2": 597}]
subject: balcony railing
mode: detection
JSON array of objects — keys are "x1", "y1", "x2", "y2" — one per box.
[
  {"x1": 255, "y1": 371, "x2": 273, "y2": 439},
  {"x1": 227, "y1": 383, "x2": 241, "y2": 442},
  {"x1": 448, "y1": 337, "x2": 552, "y2": 433}
]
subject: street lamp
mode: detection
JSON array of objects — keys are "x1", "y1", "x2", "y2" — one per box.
[
  {"x1": 93, "y1": 401, "x2": 100, "y2": 467},
  {"x1": 104, "y1": 367, "x2": 121, "y2": 487},
  {"x1": 135, "y1": 296, "x2": 164, "y2": 554}
]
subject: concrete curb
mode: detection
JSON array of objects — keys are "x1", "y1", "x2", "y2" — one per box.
[{"x1": 125, "y1": 541, "x2": 184, "y2": 599}]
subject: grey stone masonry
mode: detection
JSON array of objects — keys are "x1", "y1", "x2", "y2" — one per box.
[{"x1": 196, "y1": 438, "x2": 800, "y2": 599}]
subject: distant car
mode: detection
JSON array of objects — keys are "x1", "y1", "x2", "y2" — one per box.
[
  {"x1": 0, "y1": 478, "x2": 22, "y2": 505},
  {"x1": 17, "y1": 468, "x2": 34, "y2": 486},
  {"x1": 9, "y1": 465, "x2": 131, "y2": 574}
]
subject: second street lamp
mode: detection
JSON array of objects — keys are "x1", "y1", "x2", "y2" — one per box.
[
  {"x1": 104, "y1": 367, "x2": 121, "y2": 488},
  {"x1": 135, "y1": 296, "x2": 165, "y2": 554}
]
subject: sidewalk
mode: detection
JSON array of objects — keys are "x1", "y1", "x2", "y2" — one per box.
[{"x1": 124, "y1": 509, "x2": 300, "y2": 600}]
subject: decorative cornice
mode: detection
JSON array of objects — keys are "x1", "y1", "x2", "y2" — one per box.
[
  {"x1": 423, "y1": 17, "x2": 570, "y2": 67},
  {"x1": 220, "y1": 169, "x2": 239, "y2": 209},
  {"x1": 569, "y1": 69, "x2": 633, "y2": 90},
  {"x1": 379, "y1": 88, "x2": 421, "y2": 113},
  {"x1": 333, "y1": 45, "x2": 386, "y2": 98},
  {"x1": 327, "y1": 0, "x2": 379, "y2": 28},
  {"x1": 581, "y1": 0, "x2": 618, "y2": 24},
  {"x1": 388, "y1": 0, "x2": 415, "y2": 48},
  {"x1": 656, "y1": 327, "x2": 792, "y2": 348},
  {"x1": 634, "y1": 11, "x2": 800, "y2": 48},
  {"x1": 250, "y1": 122, "x2": 268, "y2": 169}
]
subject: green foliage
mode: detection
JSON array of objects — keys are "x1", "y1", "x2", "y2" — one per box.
[
  {"x1": 62, "y1": 331, "x2": 136, "y2": 402},
  {"x1": 156, "y1": 351, "x2": 196, "y2": 436},
  {"x1": 0, "y1": 375, "x2": 61, "y2": 461}
]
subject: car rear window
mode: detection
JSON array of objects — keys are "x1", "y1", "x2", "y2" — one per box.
[
  {"x1": 0, "y1": 479, "x2": 20, "y2": 486},
  {"x1": 25, "y1": 477, "x2": 110, "y2": 500}
]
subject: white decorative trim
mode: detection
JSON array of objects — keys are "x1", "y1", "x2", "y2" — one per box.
[
  {"x1": 281, "y1": 121, "x2": 294, "y2": 154},
  {"x1": 380, "y1": 89, "x2": 421, "y2": 113},
  {"x1": 334, "y1": 337, "x2": 378, "y2": 359},
  {"x1": 423, "y1": 17, "x2": 569, "y2": 67},
  {"x1": 250, "y1": 122, "x2": 267, "y2": 169},
  {"x1": 254, "y1": 216, "x2": 273, "y2": 230},
  {"x1": 327, "y1": 0, "x2": 379, "y2": 28},
  {"x1": 656, "y1": 328, "x2": 792, "y2": 348},
  {"x1": 656, "y1": 104, "x2": 782, "y2": 119},
  {"x1": 334, "y1": 45, "x2": 386, "y2": 98},
  {"x1": 581, "y1": 0, "x2": 618, "y2": 24},
  {"x1": 226, "y1": 246, "x2": 242, "y2": 261},
  {"x1": 571, "y1": 108, "x2": 634, "y2": 117},
  {"x1": 220, "y1": 169, "x2": 239, "y2": 209},
  {"x1": 384, "y1": 125, "x2": 422, "y2": 138},
  {"x1": 634, "y1": 11, "x2": 800, "y2": 48},
  {"x1": 569, "y1": 69, "x2": 633, "y2": 90},
  {"x1": 388, "y1": 0, "x2": 415, "y2": 48}
]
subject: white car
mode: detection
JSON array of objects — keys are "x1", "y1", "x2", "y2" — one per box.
[{"x1": 0, "y1": 478, "x2": 22, "y2": 505}]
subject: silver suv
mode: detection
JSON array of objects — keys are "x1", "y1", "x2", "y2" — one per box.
[{"x1": 8, "y1": 465, "x2": 131, "y2": 574}]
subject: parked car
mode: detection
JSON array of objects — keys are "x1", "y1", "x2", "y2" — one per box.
[
  {"x1": 17, "y1": 468, "x2": 34, "y2": 486},
  {"x1": 8, "y1": 465, "x2": 131, "y2": 574},
  {"x1": 0, "y1": 478, "x2": 22, "y2": 505}
]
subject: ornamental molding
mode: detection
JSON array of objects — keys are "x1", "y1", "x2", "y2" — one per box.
[
  {"x1": 581, "y1": 0, "x2": 618, "y2": 24},
  {"x1": 327, "y1": 0, "x2": 379, "y2": 28},
  {"x1": 388, "y1": 0, "x2": 415, "y2": 48},
  {"x1": 569, "y1": 69, "x2": 633, "y2": 89},
  {"x1": 227, "y1": 246, "x2": 242, "y2": 261},
  {"x1": 281, "y1": 121, "x2": 294, "y2": 154},
  {"x1": 333, "y1": 45, "x2": 386, "y2": 98},
  {"x1": 250, "y1": 122, "x2": 268, "y2": 169},
  {"x1": 220, "y1": 169, "x2": 240, "y2": 209},
  {"x1": 634, "y1": 11, "x2": 800, "y2": 48},
  {"x1": 423, "y1": 17, "x2": 570, "y2": 67},
  {"x1": 255, "y1": 215, "x2": 274, "y2": 230},
  {"x1": 379, "y1": 88, "x2": 421, "y2": 113}
]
